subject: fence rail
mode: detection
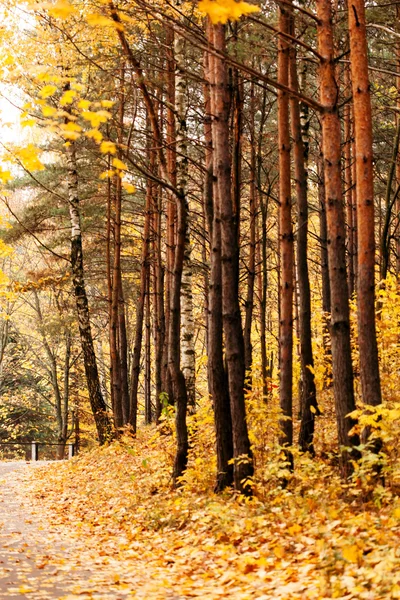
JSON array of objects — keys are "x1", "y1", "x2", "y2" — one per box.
[{"x1": 0, "y1": 441, "x2": 75, "y2": 461}]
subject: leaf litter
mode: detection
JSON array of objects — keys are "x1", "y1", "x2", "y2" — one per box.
[{"x1": 7, "y1": 424, "x2": 397, "y2": 600}]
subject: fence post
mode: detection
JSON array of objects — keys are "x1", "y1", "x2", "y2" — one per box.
[
  {"x1": 68, "y1": 443, "x2": 75, "y2": 459},
  {"x1": 31, "y1": 442, "x2": 38, "y2": 462}
]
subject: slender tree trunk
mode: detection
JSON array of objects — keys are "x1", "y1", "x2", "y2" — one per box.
[
  {"x1": 60, "y1": 329, "x2": 71, "y2": 459},
  {"x1": 65, "y1": 141, "x2": 113, "y2": 444},
  {"x1": 205, "y1": 31, "x2": 234, "y2": 491},
  {"x1": 289, "y1": 40, "x2": 318, "y2": 454},
  {"x1": 176, "y1": 34, "x2": 196, "y2": 413},
  {"x1": 110, "y1": 175, "x2": 123, "y2": 429},
  {"x1": 348, "y1": 0, "x2": 381, "y2": 410},
  {"x1": 118, "y1": 272, "x2": 130, "y2": 424},
  {"x1": 163, "y1": 26, "x2": 177, "y2": 397},
  {"x1": 344, "y1": 63, "x2": 355, "y2": 297},
  {"x1": 170, "y1": 24, "x2": 190, "y2": 485},
  {"x1": 397, "y1": 5, "x2": 400, "y2": 278},
  {"x1": 244, "y1": 80, "x2": 256, "y2": 377},
  {"x1": 153, "y1": 185, "x2": 165, "y2": 422},
  {"x1": 316, "y1": 0, "x2": 359, "y2": 472},
  {"x1": 212, "y1": 23, "x2": 253, "y2": 494},
  {"x1": 145, "y1": 267, "x2": 152, "y2": 424},
  {"x1": 318, "y1": 153, "x2": 331, "y2": 357},
  {"x1": 380, "y1": 121, "x2": 400, "y2": 280},
  {"x1": 278, "y1": 2, "x2": 294, "y2": 461},
  {"x1": 129, "y1": 141, "x2": 153, "y2": 432}
]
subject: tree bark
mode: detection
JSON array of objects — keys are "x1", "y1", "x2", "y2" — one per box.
[
  {"x1": 278, "y1": 2, "x2": 294, "y2": 462},
  {"x1": 316, "y1": 0, "x2": 359, "y2": 473},
  {"x1": 129, "y1": 141, "x2": 153, "y2": 432},
  {"x1": 289, "y1": 39, "x2": 319, "y2": 454},
  {"x1": 212, "y1": 23, "x2": 253, "y2": 494},
  {"x1": 65, "y1": 141, "x2": 113, "y2": 444},
  {"x1": 205, "y1": 29, "x2": 234, "y2": 492},
  {"x1": 244, "y1": 79, "x2": 256, "y2": 378},
  {"x1": 348, "y1": 0, "x2": 382, "y2": 410}
]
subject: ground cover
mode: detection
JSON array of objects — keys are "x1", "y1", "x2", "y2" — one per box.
[{"x1": 27, "y1": 421, "x2": 400, "y2": 600}]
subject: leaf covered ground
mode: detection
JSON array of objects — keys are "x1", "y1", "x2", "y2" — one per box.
[{"x1": 26, "y1": 420, "x2": 400, "y2": 600}]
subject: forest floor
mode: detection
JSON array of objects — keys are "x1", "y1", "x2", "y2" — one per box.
[{"x1": 2, "y1": 424, "x2": 400, "y2": 599}]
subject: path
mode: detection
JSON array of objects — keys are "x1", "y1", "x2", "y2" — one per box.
[{"x1": 0, "y1": 462, "x2": 99, "y2": 599}]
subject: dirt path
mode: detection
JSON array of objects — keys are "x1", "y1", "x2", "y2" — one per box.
[{"x1": 0, "y1": 462, "x2": 97, "y2": 599}]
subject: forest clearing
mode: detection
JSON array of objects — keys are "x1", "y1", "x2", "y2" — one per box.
[{"x1": 0, "y1": 0, "x2": 399, "y2": 596}]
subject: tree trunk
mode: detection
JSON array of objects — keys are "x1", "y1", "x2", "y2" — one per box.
[
  {"x1": 278, "y1": 2, "x2": 294, "y2": 462},
  {"x1": 243, "y1": 79, "x2": 256, "y2": 377},
  {"x1": 205, "y1": 30, "x2": 234, "y2": 492},
  {"x1": 212, "y1": 23, "x2": 253, "y2": 494},
  {"x1": 65, "y1": 141, "x2": 113, "y2": 444},
  {"x1": 344, "y1": 63, "x2": 355, "y2": 297},
  {"x1": 177, "y1": 32, "x2": 196, "y2": 413},
  {"x1": 316, "y1": 0, "x2": 359, "y2": 473},
  {"x1": 170, "y1": 25, "x2": 190, "y2": 485},
  {"x1": 129, "y1": 144, "x2": 153, "y2": 432},
  {"x1": 145, "y1": 267, "x2": 152, "y2": 424},
  {"x1": 289, "y1": 40, "x2": 318, "y2": 455},
  {"x1": 110, "y1": 175, "x2": 123, "y2": 429},
  {"x1": 348, "y1": 0, "x2": 381, "y2": 410},
  {"x1": 152, "y1": 185, "x2": 165, "y2": 423}
]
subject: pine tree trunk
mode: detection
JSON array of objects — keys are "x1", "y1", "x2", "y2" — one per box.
[
  {"x1": 66, "y1": 141, "x2": 113, "y2": 444},
  {"x1": 163, "y1": 26, "x2": 177, "y2": 398},
  {"x1": 318, "y1": 153, "x2": 331, "y2": 358},
  {"x1": 244, "y1": 80, "x2": 256, "y2": 377},
  {"x1": 344, "y1": 63, "x2": 355, "y2": 297},
  {"x1": 348, "y1": 0, "x2": 381, "y2": 410},
  {"x1": 278, "y1": 3, "x2": 294, "y2": 460},
  {"x1": 118, "y1": 272, "x2": 130, "y2": 424},
  {"x1": 289, "y1": 40, "x2": 318, "y2": 454},
  {"x1": 212, "y1": 23, "x2": 253, "y2": 494},
  {"x1": 205, "y1": 29, "x2": 234, "y2": 491},
  {"x1": 153, "y1": 186, "x2": 165, "y2": 422},
  {"x1": 316, "y1": 0, "x2": 359, "y2": 472},
  {"x1": 110, "y1": 175, "x2": 123, "y2": 429},
  {"x1": 145, "y1": 267, "x2": 152, "y2": 424},
  {"x1": 397, "y1": 5, "x2": 400, "y2": 278},
  {"x1": 129, "y1": 147, "x2": 153, "y2": 432}
]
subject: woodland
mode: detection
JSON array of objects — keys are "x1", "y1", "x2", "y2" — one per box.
[{"x1": 0, "y1": 0, "x2": 399, "y2": 596}]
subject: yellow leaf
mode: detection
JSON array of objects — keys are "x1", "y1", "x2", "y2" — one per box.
[
  {"x1": 85, "y1": 128, "x2": 103, "y2": 143},
  {"x1": 310, "y1": 405, "x2": 317, "y2": 414},
  {"x1": 78, "y1": 99, "x2": 91, "y2": 109},
  {"x1": 0, "y1": 169, "x2": 12, "y2": 183},
  {"x1": 100, "y1": 141, "x2": 117, "y2": 155},
  {"x1": 21, "y1": 118, "x2": 36, "y2": 127},
  {"x1": 112, "y1": 158, "x2": 128, "y2": 171},
  {"x1": 274, "y1": 545, "x2": 285, "y2": 559},
  {"x1": 342, "y1": 545, "x2": 359, "y2": 563},
  {"x1": 122, "y1": 181, "x2": 135, "y2": 194},
  {"x1": 62, "y1": 121, "x2": 82, "y2": 132},
  {"x1": 81, "y1": 110, "x2": 111, "y2": 128},
  {"x1": 45, "y1": 0, "x2": 75, "y2": 19},
  {"x1": 62, "y1": 131, "x2": 80, "y2": 140},
  {"x1": 101, "y1": 100, "x2": 115, "y2": 108},
  {"x1": 288, "y1": 523, "x2": 301, "y2": 535},
  {"x1": 60, "y1": 89, "x2": 76, "y2": 106},
  {"x1": 14, "y1": 144, "x2": 44, "y2": 172},
  {"x1": 394, "y1": 507, "x2": 400, "y2": 518},
  {"x1": 86, "y1": 13, "x2": 122, "y2": 28},
  {"x1": 39, "y1": 85, "x2": 57, "y2": 99},
  {"x1": 42, "y1": 105, "x2": 57, "y2": 117},
  {"x1": 100, "y1": 169, "x2": 116, "y2": 179},
  {"x1": 198, "y1": 0, "x2": 259, "y2": 24}
]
